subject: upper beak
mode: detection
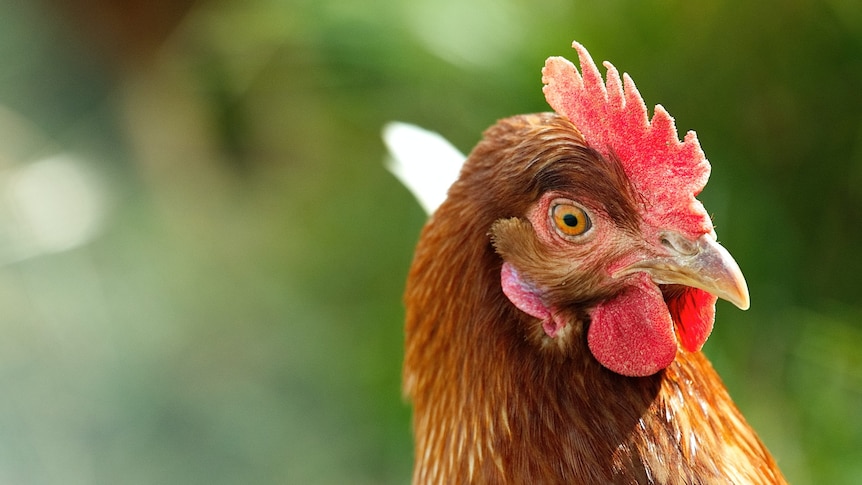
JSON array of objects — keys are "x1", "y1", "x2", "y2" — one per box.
[{"x1": 617, "y1": 232, "x2": 750, "y2": 310}]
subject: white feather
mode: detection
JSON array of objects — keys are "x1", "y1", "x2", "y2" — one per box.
[{"x1": 383, "y1": 121, "x2": 466, "y2": 215}]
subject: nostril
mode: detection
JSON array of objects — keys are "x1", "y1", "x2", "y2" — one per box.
[{"x1": 659, "y1": 232, "x2": 698, "y2": 256}]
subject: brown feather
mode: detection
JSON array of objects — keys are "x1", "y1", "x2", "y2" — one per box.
[{"x1": 403, "y1": 113, "x2": 785, "y2": 483}]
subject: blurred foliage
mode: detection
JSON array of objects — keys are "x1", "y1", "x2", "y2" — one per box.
[{"x1": 0, "y1": 0, "x2": 858, "y2": 483}]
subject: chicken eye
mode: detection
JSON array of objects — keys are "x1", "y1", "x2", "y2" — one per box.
[{"x1": 551, "y1": 203, "x2": 592, "y2": 237}]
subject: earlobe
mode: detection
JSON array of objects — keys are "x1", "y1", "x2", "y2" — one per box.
[{"x1": 500, "y1": 262, "x2": 565, "y2": 338}]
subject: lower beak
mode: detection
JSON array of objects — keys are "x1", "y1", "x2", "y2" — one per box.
[{"x1": 617, "y1": 233, "x2": 750, "y2": 310}]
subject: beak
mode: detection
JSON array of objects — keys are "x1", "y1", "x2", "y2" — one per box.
[{"x1": 617, "y1": 232, "x2": 750, "y2": 310}]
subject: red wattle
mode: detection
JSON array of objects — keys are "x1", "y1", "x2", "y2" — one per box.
[
  {"x1": 667, "y1": 287, "x2": 716, "y2": 352},
  {"x1": 587, "y1": 274, "x2": 676, "y2": 377}
]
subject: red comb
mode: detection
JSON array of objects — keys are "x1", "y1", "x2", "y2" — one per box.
[{"x1": 542, "y1": 41, "x2": 713, "y2": 237}]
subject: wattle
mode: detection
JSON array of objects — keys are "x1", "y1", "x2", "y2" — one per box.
[
  {"x1": 587, "y1": 273, "x2": 716, "y2": 377},
  {"x1": 500, "y1": 264, "x2": 718, "y2": 377},
  {"x1": 666, "y1": 286, "x2": 717, "y2": 353}
]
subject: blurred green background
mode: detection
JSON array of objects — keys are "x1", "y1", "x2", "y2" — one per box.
[{"x1": 0, "y1": 0, "x2": 858, "y2": 483}]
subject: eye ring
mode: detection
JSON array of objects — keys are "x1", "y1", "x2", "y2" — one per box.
[{"x1": 550, "y1": 200, "x2": 592, "y2": 239}]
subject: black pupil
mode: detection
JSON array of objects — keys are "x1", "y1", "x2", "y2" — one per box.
[{"x1": 562, "y1": 213, "x2": 579, "y2": 227}]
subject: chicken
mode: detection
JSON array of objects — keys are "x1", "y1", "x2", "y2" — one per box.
[{"x1": 391, "y1": 41, "x2": 786, "y2": 484}]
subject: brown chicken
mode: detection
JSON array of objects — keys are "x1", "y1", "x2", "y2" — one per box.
[{"x1": 399, "y1": 42, "x2": 786, "y2": 483}]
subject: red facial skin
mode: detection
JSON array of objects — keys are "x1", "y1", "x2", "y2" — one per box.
[{"x1": 500, "y1": 191, "x2": 716, "y2": 376}]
